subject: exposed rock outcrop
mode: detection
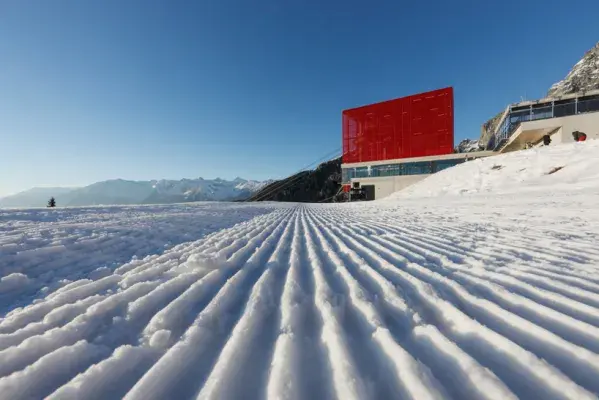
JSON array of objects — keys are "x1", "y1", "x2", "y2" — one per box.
[
  {"x1": 480, "y1": 110, "x2": 505, "y2": 150},
  {"x1": 548, "y1": 42, "x2": 599, "y2": 98},
  {"x1": 249, "y1": 158, "x2": 341, "y2": 202},
  {"x1": 454, "y1": 138, "x2": 484, "y2": 153}
]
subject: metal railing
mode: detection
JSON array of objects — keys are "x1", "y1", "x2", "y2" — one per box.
[{"x1": 490, "y1": 94, "x2": 599, "y2": 151}]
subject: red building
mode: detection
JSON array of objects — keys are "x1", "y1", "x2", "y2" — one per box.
[
  {"x1": 340, "y1": 87, "x2": 490, "y2": 200},
  {"x1": 342, "y1": 87, "x2": 454, "y2": 164}
]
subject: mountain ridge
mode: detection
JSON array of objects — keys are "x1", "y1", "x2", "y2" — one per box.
[
  {"x1": 0, "y1": 177, "x2": 270, "y2": 208},
  {"x1": 548, "y1": 42, "x2": 599, "y2": 97}
]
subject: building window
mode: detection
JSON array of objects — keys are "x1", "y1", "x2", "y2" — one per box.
[
  {"x1": 355, "y1": 167, "x2": 369, "y2": 178},
  {"x1": 577, "y1": 95, "x2": 599, "y2": 114},
  {"x1": 509, "y1": 107, "x2": 532, "y2": 125},
  {"x1": 404, "y1": 161, "x2": 432, "y2": 175},
  {"x1": 344, "y1": 158, "x2": 471, "y2": 182},
  {"x1": 553, "y1": 99, "x2": 576, "y2": 118},
  {"x1": 434, "y1": 159, "x2": 464, "y2": 172},
  {"x1": 531, "y1": 104, "x2": 552, "y2": 120}
]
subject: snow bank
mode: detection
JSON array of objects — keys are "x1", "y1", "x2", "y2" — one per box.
[
  {"x1": 0, "y1": 273, "x2": 30, "y2": 294},
  {"x1": 387, "y1": 140, "x2": 599, "y2": 200}
]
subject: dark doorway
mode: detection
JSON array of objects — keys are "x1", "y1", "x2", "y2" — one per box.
[{"x1": 362, "y1": 185, "x2": 375, "y2": 201}]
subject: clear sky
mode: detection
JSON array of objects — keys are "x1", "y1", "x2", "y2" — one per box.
[{"x1": 1, "y1": 0, "x2": 598, "y2": 196}]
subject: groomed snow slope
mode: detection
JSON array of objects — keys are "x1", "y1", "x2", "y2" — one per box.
[
  {"x1": 1, "y1": 142, "x2": 599, "y2": 399},
  {"x1": 0, "y1": 203, "x2": 276, "y2": 315}
]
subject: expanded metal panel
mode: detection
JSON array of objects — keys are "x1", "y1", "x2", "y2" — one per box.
[{"x1": 342, "y1": 87, "x2": 454, "y2": 164}]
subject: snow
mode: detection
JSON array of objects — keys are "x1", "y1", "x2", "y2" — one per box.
[
  {"x1": 2, "y1": 141, "x2": 599, "y2": 399},
  {"x1": 389, "y1": 140, "x2": 599, "y2": 199},
  {"x1": 0, "y1": 203, "x2": 276, "y2": 315},
  {"x1": 0, "y1": 273, "x2": 31, "y2": 295},
  {"x1": 148, "y1": 330, "x2": 171, "y2": 349}
]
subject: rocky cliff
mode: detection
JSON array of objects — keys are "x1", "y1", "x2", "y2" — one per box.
[
  {"x1": 548, "y1": 42, "x2": 599, "y2": 97},
  {"x1": 454, "y1": 138, "x2": 484, "y2": 153},
  {"x1": 479, "y1": 110, "x2": 505, "y2": 150}
]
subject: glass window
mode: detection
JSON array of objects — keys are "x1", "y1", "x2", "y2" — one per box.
[
  {"x1": 509, "y1": 108, "x2": 531, "y2": 125},
  {"x1": 531, "y1": 104, "x2": 552, "y2": 120},
  {"x1": 403, "y1": 161, "x2": 432, "y2": 175},
  {"x1": 342, "y1": 169, "x2": 351, "y2": 183},
  {"x1": 345, "y1": 158, "x2": 473, "y2": 180},
  {"x1": 554, "y1": 99, "x2": 576, "y2": 117},
  {"x1": 434, "y1": 159, "x2": 463, "y2": 172},
  {"x1": 355, "y1": 167, "x2": 368, "y2": 178},
  {"x1": 577, "y1": 96, "x2": 599, "y2": 114},
  {"x1": 375, "y1": 164, "x2": 399, "y2": 177}
]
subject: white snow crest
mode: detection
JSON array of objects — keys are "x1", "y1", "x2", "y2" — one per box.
[{"x1": 0, "y1": 273, "x2": 31, "y2": 294}]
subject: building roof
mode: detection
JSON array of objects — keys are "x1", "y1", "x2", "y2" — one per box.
[{"x1": 341, "y1": 151, "x2": 494, "y2": 168}]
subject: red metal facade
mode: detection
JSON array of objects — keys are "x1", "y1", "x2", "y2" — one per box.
[{"x1": 342, "y1": 87, "x2": 454, "y2": 164}]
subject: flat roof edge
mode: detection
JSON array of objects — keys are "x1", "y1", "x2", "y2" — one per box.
[
  {"x1": 342, "y1": 151, "x2": 494, "y2": 168},
  {"x1": 510, "y1": 88, "x2": 599, "y2": 108}
]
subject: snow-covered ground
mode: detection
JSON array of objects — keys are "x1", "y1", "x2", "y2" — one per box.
[
  {"x1": 390, "y1": 140, "x2": 599, "y2": 199},
  {"x1": 0, "y1": 203, "x2": 276, "y2": 315},
  {"x1": 2, "y1": 142, "x2": 599, "y2": 399}
]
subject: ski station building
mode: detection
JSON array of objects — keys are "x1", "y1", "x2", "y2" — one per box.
[
  {"x1": 486, "y1": 89, "x2": 599, "y2": 152},
  {"x1": 341, "y1": 87, "x2": 599, "y2": 200},
  {"x1": 341, "y1": 87, "x2": 492, "y2": 200}
]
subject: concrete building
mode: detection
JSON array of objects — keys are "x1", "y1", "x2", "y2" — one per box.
[
  {"x1": 488, "y1": 90, "x2": 599, "y2": 152},
  {"x1": 341, "y1": 87, "x2": 460, "y2": 201},
  {"x1": 341, "y1": 88, "x2": 598, "y2": 201},
  {"x1": 341, "y1": 87, "x2": 497, "y2": 200},
  {"x1": 342, "y1": 151, "x2": 493, "y2": 200}
]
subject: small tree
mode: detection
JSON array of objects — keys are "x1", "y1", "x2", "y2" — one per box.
[{"x1": 47, "y1": 197, "x2": 56, "y2": 208}]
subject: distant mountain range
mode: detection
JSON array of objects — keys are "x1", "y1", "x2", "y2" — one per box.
[{"x1": 0, "y1": 177, "x2": 271, "y2": 208}]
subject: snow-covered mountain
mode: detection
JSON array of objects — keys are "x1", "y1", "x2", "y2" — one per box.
[
  {"x1": 0, "y1": 187, "x2": 76, "y2": 209},
  {"x1": 0, "y1": 177, "x2": 271, "y2": 208},
  {"x1": 548, "y1": 41, "x2": 599, "y2": 97},
  {"x1": 454, "y1": 138, "x2": 484, "y2": 153}
]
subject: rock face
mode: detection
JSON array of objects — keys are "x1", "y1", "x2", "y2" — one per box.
[
  {"x1": 249, "y1": 158, "x2": 341, "y2": 202},
  {"x1": 454, "y1": 138, "x2": 484, "y2": 153},
  {"x1": 548, "y1": 42, "x2": 599, "y2": 98},
  {"x1": 480, "y1": 110, "x2": 505, "y2": 150},
  {"x1": 480, "y1": 41, "x2": 599, "y2": 149}
]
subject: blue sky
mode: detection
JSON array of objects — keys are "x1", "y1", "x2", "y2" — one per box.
[{"x1": 1, "y1": 0, "x2": 598, "y2": 196}]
